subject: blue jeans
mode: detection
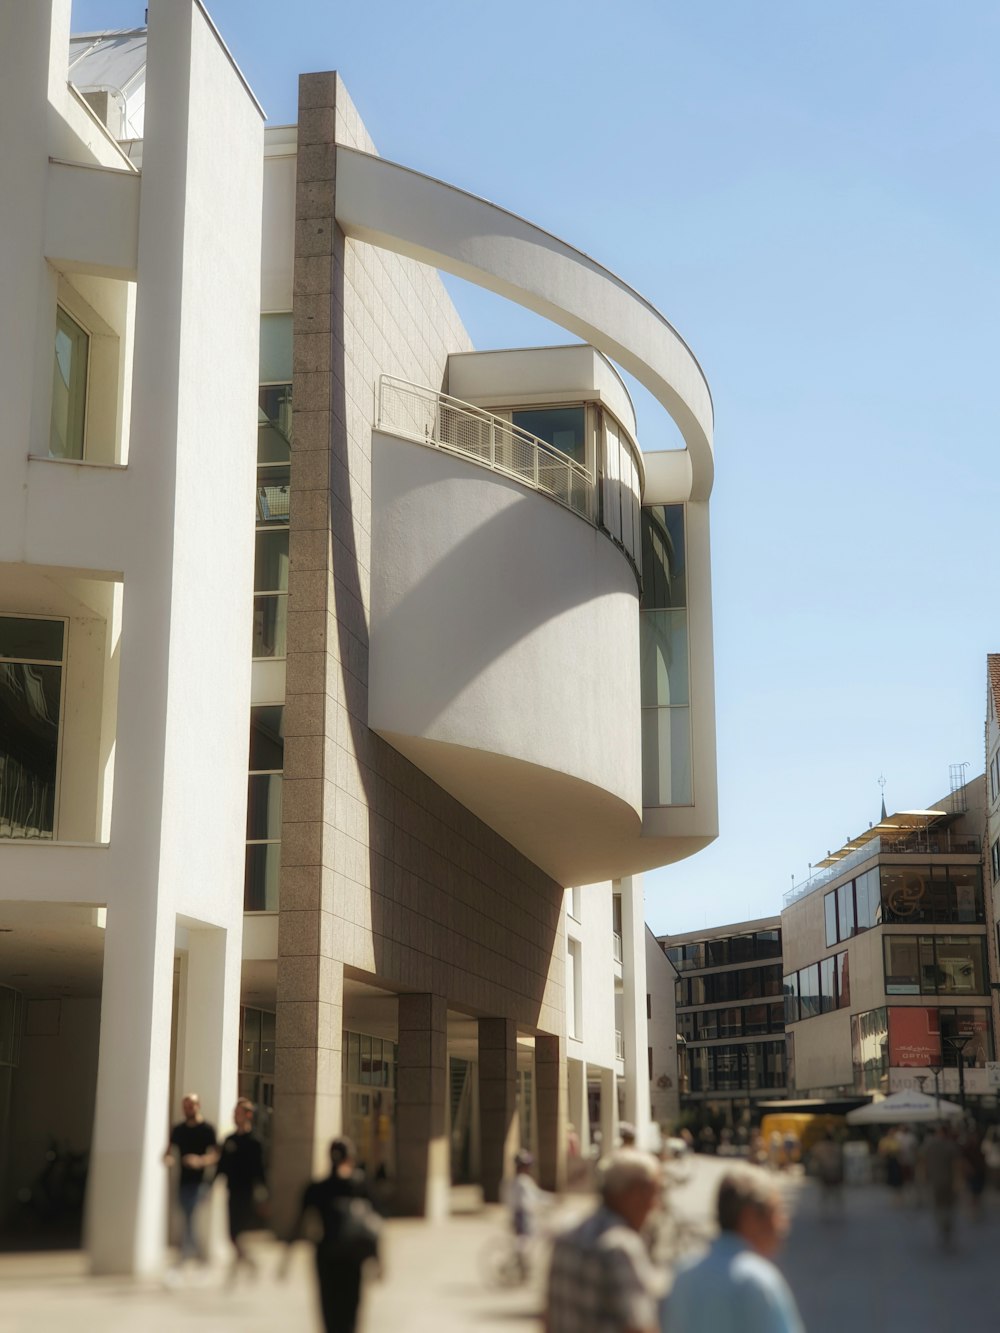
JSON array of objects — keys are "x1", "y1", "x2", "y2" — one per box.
[{"x1": 178, "y1": 1181, "x2": 208, "y2": 1262}]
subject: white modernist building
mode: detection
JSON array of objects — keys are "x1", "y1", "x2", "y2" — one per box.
[{"x1": 0, "y1": 0, "x2": 718, "y2": 1273}]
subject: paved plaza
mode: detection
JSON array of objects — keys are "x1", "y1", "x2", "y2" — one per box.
[{"x1": 0, "y1": 1159, "x2": 998, "y2": 1332}]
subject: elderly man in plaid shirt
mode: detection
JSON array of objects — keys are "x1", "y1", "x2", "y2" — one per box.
[{"x1": 545, "y1": 1151, "x2": 664, "y2": 1333}]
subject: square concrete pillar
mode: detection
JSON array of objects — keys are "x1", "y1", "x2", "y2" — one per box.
[
  {"x1": 534, "y1": 1034, "x2": 565, "y2": 1193},
  {"x1": 478, "y1": 1017, "x2": 518, "y2": 1203},
  {"x1": 600, "y1": 1065, "x2": 619, "y2": 1156},
  {"x1": 395, "y1": 993, "x2": 448, "y2": 1218},
  {"x1": 271, "y1": 954, "x2": 344, "y2": 1235}
]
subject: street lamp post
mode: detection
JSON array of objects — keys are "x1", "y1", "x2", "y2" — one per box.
[
  {"x1": 914, "y1": 1074, "x2": 928, "y2": 1096},
  {"x1": 941, "y1": 1035, "x2": 972, "y2": 1114},
  {"x1": 928, "y1": 1064, "x2": 944, "y2": 1118}
]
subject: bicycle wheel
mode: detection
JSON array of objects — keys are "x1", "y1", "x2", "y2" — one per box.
[{"x1": 479, "y1": 1234, "x2": 527, "y2": 1288}]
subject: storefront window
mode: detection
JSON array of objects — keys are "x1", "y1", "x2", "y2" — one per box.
[{"x1": 884, "y1": 933, "x2": 987, "y2": 996}]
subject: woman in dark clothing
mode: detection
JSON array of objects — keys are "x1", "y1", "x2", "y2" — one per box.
[
  {"x1": 214, "y1": 1097, "x2": 267, "y2": 1278},
  {"x1": 287, "y1": 1136, "x2": 381, "y2": 1333}
]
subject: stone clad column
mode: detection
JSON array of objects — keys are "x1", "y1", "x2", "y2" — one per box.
[
  {"x1": 534, "y1": 1034, "x2": 565, "y2": 1192},
  {"x1": 395, "y1": 993, "x2": 449, "y2": 1218},
  {"x1": 478, "y1": 1017, "x2": 518, "y2": 1203}
]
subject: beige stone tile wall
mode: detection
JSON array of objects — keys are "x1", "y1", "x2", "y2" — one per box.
[{"x1": 275, "y1": 72, "x2": 566, "y2": 1203}]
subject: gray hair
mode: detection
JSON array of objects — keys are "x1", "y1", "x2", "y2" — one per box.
[
  {"x1": 717, "y1": 1168, "x2": 777, "y2": 1231},
  {"x1": 600, "y1": 1149, "x2": 660, "y2": 1200}
]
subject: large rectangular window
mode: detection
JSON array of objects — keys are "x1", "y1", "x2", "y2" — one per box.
[
  {"x1": 824, "y1": 892, "x2": 838, "y2": 948},
  {"x1": 852, "y1": 1007, "x2": 888, "y2": 1092},
  {"x1": 0, "y1": 617, "x2": 65, "y2": 839},
  {"x1": 880, "y1": 865, "x2": 984, "y2": 926},
  {"x1": 883, "y1": 933, "x2": 988, "y2": 996},
  {"x1": 254, "y1": 383, "x2": 291, "y2": 660},
  {"x1": 640, "y1": 505, "x2": 691, "y2": 807},
  {"x1": 245, "y1": 705, "x2": 284, "y2": 911},
  {"x1": 51, "y1": 307, "x2": 88, "y2": 459}
]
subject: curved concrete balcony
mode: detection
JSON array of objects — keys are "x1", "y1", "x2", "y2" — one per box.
[{"x1": 370, "y1": 424, "x2": 642, "y2": 887}]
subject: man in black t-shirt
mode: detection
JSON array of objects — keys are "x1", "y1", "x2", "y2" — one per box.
[
  {"x1": 163, "y1": 1093, "x2": 218, "y2": 1264},
  {"x1": 215, "y1": 1097, "x2": 267, "y2": 1278}
]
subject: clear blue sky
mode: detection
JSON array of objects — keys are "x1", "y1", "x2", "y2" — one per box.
[{"x1": 74, "y1": 1, "x2": 1000, "y2": 934}]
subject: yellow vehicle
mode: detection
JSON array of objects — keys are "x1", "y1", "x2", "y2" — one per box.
[{"x1": 759, "y1": 1112, "x2": 845, "y2": 1164}]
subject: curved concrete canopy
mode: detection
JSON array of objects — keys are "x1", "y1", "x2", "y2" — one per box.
[{"x1": 334, "y1": 147, "x2": 715, "y2": 502}]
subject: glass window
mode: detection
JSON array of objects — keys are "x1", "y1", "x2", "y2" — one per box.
[
  {"x1": 51, "y1": 306, "x2": 88, "y2": 459},
  {"x1": 824, "y1": 892, "x2": 838, "y2": 948},
  {"x1": 0, "y1": 616, "x2": 65, "y2": 840},
  {"x1": 799, "y1": 963, "x2": 821, "y2": 1020},
  {"x1": 933, "y1": 935, "x2": 987, "y2": 995},
  {"x1": 247, "y1": 774, "x2": 282, "y2": 841},
  {"x1": 884, "y1": 933, "x2": 987, "y2": 996},
  {"x1": 639, "y1": 610, "x2": 688, "y2": 707},
  {"x1": 244, "y1": 843, "x2": 280, "y2": 912},
  {"x1": 881, "y1": 867, "x2": 929, "y2": 924},
  {"x1": 730, "y1": 936, "x2": 755, "y2": 965},
  {"x1": 706, "y1": 938, "x2": 729, "y2": 968},
  {"x1": 884, "y1": 935, "x2": 922, "y2": 994},
  {"x1": 783, "y1": 973, "x2": 800, "y2": 1025},
  {"x1": 0, "y1": 618, "x2": 65, "y2": 663},
  {"x1": 250, "y1": 706, "x2": 284, "y2": 771},
  {"x1": 744, "y1": 1004, "x2": 769, "y2": 1035},
  {"x1": 837, "y1": 882, "x2": 856, "y2": 940},
  {"x1": 512, "y1": 406, "x2": 586, "y2": 466},
  {"x1": 837, "y1": 952, "x2": 851, "y2": 1009},
  {"x1": 940, "y1": 1008, "x2": 993, "y2": 1067},
  {"x1": 820, "y1": 956, "x2": 836, "y2": 1013},
  {"x1": 260, "y1": 314, "x2": 293, "y2": 384},
  {"x1": 852, "y1": 1007, "x2": 888, "y2": 1092},
  {"x1": 761, "y1": 966, "x2": 783, "y2": 998},
  {"x1": 252, "y1": 594, "x2": 288, "y2": 659},
  {"x1": 695, "y1": 1010, "x2": 717, "y2": 1041},
  {"x1": 756, "y1": 930, "x2": 782, "y2": 959},
  {"x1": 855, "y1": 868, "x2": 880, "y2": 930},
  {"x1": 888, "y1": 1007, "x2": 941, "y2": 1067},
  {"x1": 641, "y1": 705, "x2": 692, "y2": 806},
  {"x1": 254, "y1": 530, "x2": 289, "y2": 594},
  {"x1": 640, "y1": 506, "x2": 686, "y2": 610},
  {"x1": 949, "y1": 866, "x2": 983, "y2": 924},
  {"x1": 718, "y1": 1007, "x2": 743, "y2": 1038}
]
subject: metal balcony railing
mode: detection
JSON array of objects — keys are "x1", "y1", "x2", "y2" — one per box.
[
  {"x1": 378, "y1": 376, "x2": 595, "y2": 521},
  {"x1": 783, "y1": 832, "x2": 983, "y2": 907}
]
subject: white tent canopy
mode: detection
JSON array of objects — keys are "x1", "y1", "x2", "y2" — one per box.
[{"x1": 846, "y1": 1089, "x2": 964, "y2": 1125}]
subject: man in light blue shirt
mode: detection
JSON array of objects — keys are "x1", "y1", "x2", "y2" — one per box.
[{"x1": 662, "y1": 1168, "x2": 804, "y2": 1333}]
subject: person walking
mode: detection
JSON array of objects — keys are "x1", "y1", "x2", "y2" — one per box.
[
  {"x1": 662, "y1": 1167, "x2": 804, "y2": 1333},
  {"x1": 214, "y1": 1097, "x2": 267, "y2": 1281},
  {"x1": 809, "y1": 1131, "x2": 844, "y2": 1220},
  {"x1": 286, "y1": 1136, "x2": 381, "y2": 1333},
  {"x1": 545, "y1": 1149, "x2": 663, "y2": 1333},
  {"x1": 163, "y1": 1092, "x2": 219, "y2": 1267},
  {"x1": 921, "y1": 1124, "x2": 962, "y2": 1251},
  {"x1": 502, "y1": 1149, "x2": 548, "y2": 1279}
]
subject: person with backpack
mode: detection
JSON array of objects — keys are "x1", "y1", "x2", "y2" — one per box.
[{"x1": 285, "y1": 1136, "x2": 381, "y2": 1333}]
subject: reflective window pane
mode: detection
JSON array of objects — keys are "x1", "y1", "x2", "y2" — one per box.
[
  {"x1": 820, "y1": 955, "x2": 836, "y2": 1013},
  {"x1": 257, "y1": 464, "x2": 291, "y2": 523},
  {"x1": 824, "y1": 892, "x2": 838, "y2": 948},
  {"x1": 512, "y1": 406, "x2": 586, "y2": 466},
  {"x1": 252, "y1": 593, "x2": 288, "y2": 659},
  {"x1": 254, "y1": 530, "x2": 289, "y2": 593},
  {"x1": 0, "y1": 618, "x2": 64, "y2": 663},
  {"x1": 640, "y1": 610, "x2": 688, "y2": 707},
  {"x1": 884, "y1": 935, "x2": 921, "y2": 994},
  {"x1": 838, "y1": 883, "x2": 856, "y2": 940},
  {"x1": 0, "y1": 661, "x2": 61, "y2": 839},
  {"x1": 934, "y1": 935, "x2": 987, "y2": 995},
  {"x1": 247, "y1": 773, "x2": 283, "y2": 841},
  {"x1": 641, "y1": 705, "x2": 692, "y2": 806},
  {"x1": 250, "y1": 706, "x2": 284, "y2": 771},
  {"x1": 51, "y1": 307, "x2": 88, "y2": 460},
  {"x1": 640, "y1": 506, "x2": 686, "y2": 610},
  {"x1": 799, "y1": 963, "x2": 821, "y2": 1020},
  {"x1": 244, "y1": 842, "x2": 280, "y2": 912}
]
